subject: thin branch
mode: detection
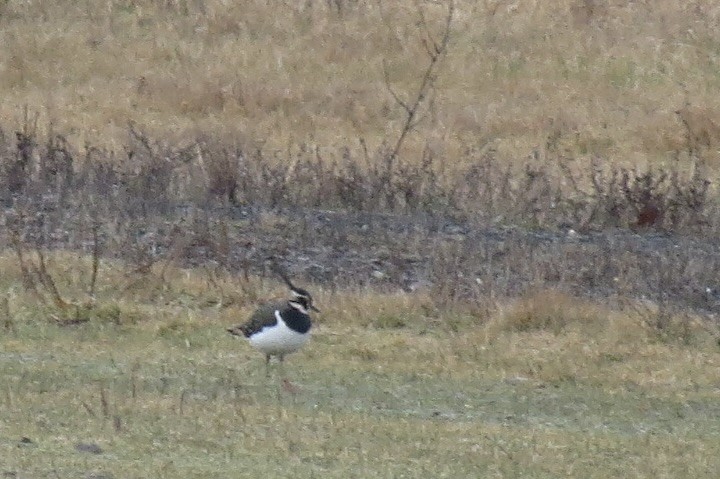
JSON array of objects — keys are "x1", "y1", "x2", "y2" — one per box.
[
  {"x1": 421, "y1": 38, "x2": 435, "y2": 59},
  {"x1": 89, "y1": 218, "x2": 101, "y2": 298},
  {"x1": 35, "y1": 247, "x2": 68, "y2": 309},
  {"x1": 9, "y1": 230, "x2": 39, "y2": 294},
  {"x1": 382, "y1": 61, "x2": 411, "y2": 114},
  {"x1": 384, "y1": 0, "x2": 455, "y2": 166},
  {"x1": 1, "y1": 295, "x2": 14, "y2": 334}
]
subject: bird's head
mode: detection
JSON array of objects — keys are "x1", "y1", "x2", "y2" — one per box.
[{"x1": 289, "y1": 286, "x2": 320, "y2": 313}]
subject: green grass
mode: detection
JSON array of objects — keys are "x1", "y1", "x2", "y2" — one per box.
[
  {"x1": 2, "y1": 324, "x2": 719, "y2": 478},
  {"x1": 1, "y1": 254, "x2": 719, "y2": 477}
]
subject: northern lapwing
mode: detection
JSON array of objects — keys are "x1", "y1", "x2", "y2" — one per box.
[{"x1": 227, "y1": 273, "x2": 318, "y2": 376}]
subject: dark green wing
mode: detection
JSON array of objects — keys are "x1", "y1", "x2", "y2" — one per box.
[{"x1": 229, "y1": 301, "x2": 284, "y2": 337}]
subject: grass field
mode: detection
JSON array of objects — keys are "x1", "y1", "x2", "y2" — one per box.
[
  {"x1": 2, "y1": 1, "x2": 720, "y2": 476},
  {"x1": 2, "y1": 0, "x2": 720, "y2": 166},
  {"x1": 1, "y1": 253, "x2": 719, "y2": 477}
]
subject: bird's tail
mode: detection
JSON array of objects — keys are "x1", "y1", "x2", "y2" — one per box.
[{"x1": 226, "y1": 325, "x2": 248, "y2": 337}]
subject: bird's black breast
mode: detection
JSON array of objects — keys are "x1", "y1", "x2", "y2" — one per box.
[
  {"x1": 238, "y1": 301, "x2": 312, "y2": 337},
  {"x1": 280, "y1": 306, "x2": 312, "y2": 334}
]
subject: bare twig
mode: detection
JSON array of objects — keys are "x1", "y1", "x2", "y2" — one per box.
[
  {"x1": 1, "y1": 295, "x2": 14, "y2": 334},
  {"x1": 99, "y1": 383, "x2": 110, "y2": 418},
  {"x1": 384, "y1": 0, "x2": 455, "y2": 165},
  {"x1": 128, "y1": 120, "x2": 155, "y2": 155},
  {"x1": 35, "y1": 247, "x2": 68, "y2": 309},
  {"x1": 9, "y1": 229, "x2": 39, "y2": 295},
  {"x1": 383, "y1": 62, "x2": 412, "y2": 114},
  {"x1": 89, "y1": 217, "x2": 101, "y2": 298},
  {"x1": 80, "y1": 400, "x2": 97, "y2": 417}
]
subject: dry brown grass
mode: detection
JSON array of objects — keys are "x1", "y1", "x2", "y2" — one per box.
[
  {"x1": 3, "y1": 3, "x2": 720, "y2": 471},
  {"x1": 1, "y1": 251, "x2": 720, "y2": 476},
  {"x1": 1, "y1": 250, "x2": 717, "y2": 390},
  {"x1": 2, "y1": 0, "x2": 720, "y2": 168},
  {"x1": 492, "y1": 288, "x2": 606, "y2": 334}
]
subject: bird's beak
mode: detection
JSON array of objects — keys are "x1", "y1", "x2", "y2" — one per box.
[{"x1": 310, "y1": 304, "x2": 320, "y2": 312}]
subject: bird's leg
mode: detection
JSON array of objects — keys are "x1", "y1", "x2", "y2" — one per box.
[
  {"x1": 277, "y1": 355, "x2": 300, "y2": 394},
  {"x1": 265, "y1": 354, "x2": 271, "y2": 378}
]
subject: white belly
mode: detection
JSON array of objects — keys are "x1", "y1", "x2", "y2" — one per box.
[{"x1": 248, "y1": 311, "x2": 310, "y2": 356}]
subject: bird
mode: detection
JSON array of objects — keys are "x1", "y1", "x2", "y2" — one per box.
[{"x1": 227, "y1": 272, "x2": 319, "y2": 377}]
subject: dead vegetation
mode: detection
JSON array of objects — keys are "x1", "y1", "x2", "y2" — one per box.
[
  {"x1": 2, "y1": 0, "x2": 720, "y2": 166},
  {"x1": 2, "y1": 3, "x2": 720, "y2": 476},
  {"x1": 2, "y1": 278, "x2": 719, "y2": 478},
  {"x1": 1, "y1": 118, "x2": 716, "y2": 230},
  {"x1": 0, "y1": 0, "x2": 718, "y2": 336},
  {"x1": 1, "y1": 121, "x2": 720, "y2": 332}
]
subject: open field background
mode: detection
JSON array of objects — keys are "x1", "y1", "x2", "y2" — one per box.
[
  {"x1": 2, "y1": 0, "x2": 720, "y2": 477},
  {"x1": 1, "y1": 254, "x2": 719, "y2": 477},
  {"x1": 1, "y1": 0, "x2": 720, "y2": 166}
]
